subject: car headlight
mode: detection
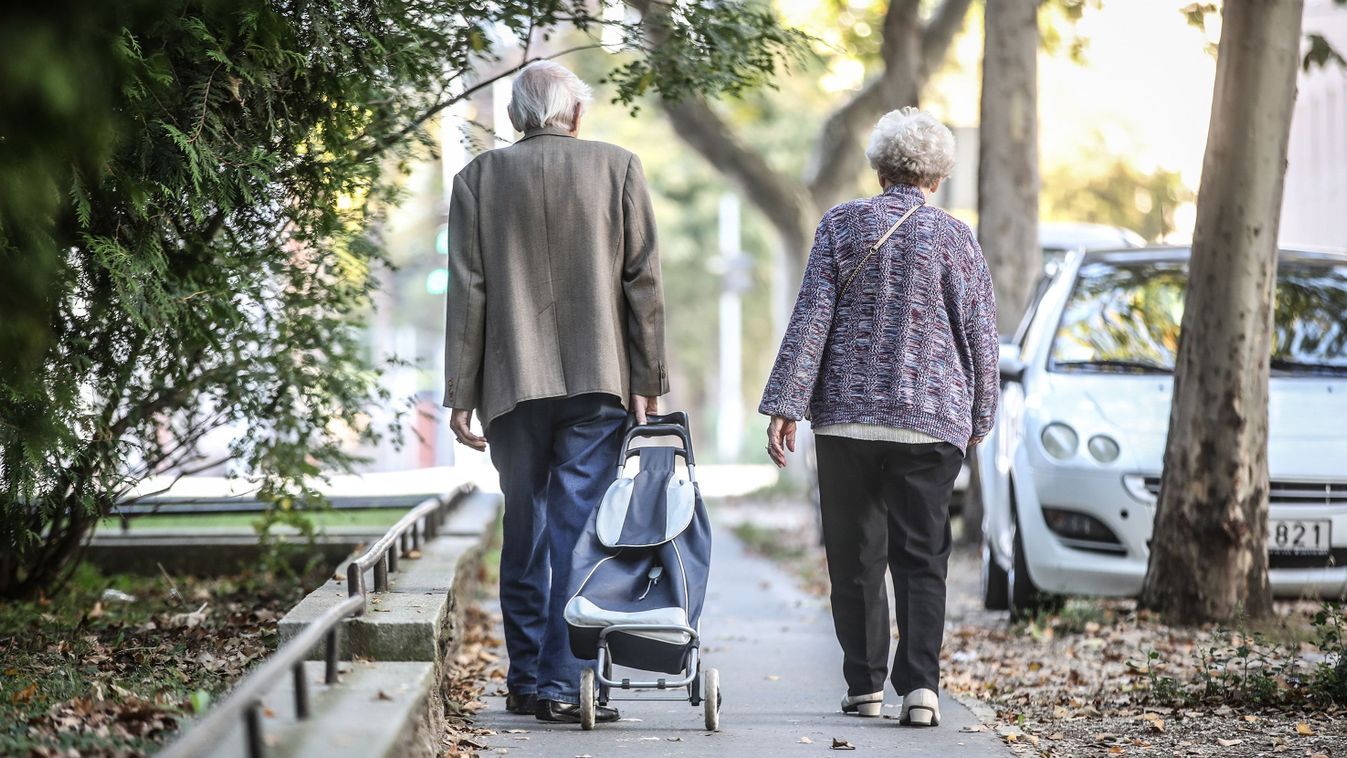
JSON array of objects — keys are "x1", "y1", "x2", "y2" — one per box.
[
  {"x1": 1087, "y1": 435, "x2": 1120, "y2": 463},
  {"x1": 1041, "y1": 423, "x2": 1079, "y2": 460}
]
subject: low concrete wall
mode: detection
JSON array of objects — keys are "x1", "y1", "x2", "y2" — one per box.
[
  {"x1": 164, "y1": 485, "x2": 500, "y2": 758},
  {"x1": 275, "y1": 488, "x2": 499, "y2": 662},
  {"x1": 278, "y1": 534, "x2": 485, "y2": 661},
  {"x1": 86, "y1": 532, "x2": 372, "y2": 577}
]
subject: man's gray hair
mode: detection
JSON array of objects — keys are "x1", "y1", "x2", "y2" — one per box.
[
  {"x1": 865, "y1": 107, "x2": 956, "y2": 188},
  {"x1": 507, "y1": 60, "x2": 593, "y2": 133}
]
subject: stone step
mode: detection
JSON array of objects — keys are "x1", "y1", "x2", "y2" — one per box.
[
  {"x1": 277, "y1": 490, "x2": 500, "y2": 661},
  {"x1": 201, "y1": 660, "x2": 434, "y2": 758}
]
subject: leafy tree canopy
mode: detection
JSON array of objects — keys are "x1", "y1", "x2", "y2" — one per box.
[{"x1": 0, "y1": 0, "x2": 805, "y2": 598}]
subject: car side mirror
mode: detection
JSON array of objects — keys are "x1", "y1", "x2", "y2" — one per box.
[{"x1": 999, "y1": 344, "x2": 1026, "y2": 383}]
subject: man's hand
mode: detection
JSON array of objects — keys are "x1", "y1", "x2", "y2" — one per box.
[
  {"x1": 450, "y1": 408, "x2": 488, "y2": 451},
  {"x1": 630, "y1": 394, "x2": 659, "y2": 425},
  {"x1": 766, "y1": 416, "x2": 797, "y2": 469}
]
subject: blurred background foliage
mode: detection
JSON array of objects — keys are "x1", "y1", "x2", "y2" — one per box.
[
  {"x1": 6, "y1": 0, "x2": 1297, "y2": 592},
  {"x1": 0, "y1": 0, "x2": 804, "y2": 598},
  {"x1": 380, "y1": 0, "x2": 1205, "y2": 458}
]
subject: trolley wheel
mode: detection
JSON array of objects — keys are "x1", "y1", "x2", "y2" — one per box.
[
  {"x1": 702, "y1": 667, "x2": 721, "y2": 732},
  {"x1": 579, "y1": 668, "x2": 596, "y2": 731}
]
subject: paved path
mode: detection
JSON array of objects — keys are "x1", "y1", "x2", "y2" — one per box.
[{"x1": 475, "y1": 516, "x2": 1010, "y2": 757}]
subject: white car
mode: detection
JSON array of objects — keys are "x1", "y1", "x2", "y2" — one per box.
[
  {"x1": 1039, "y1": 222, "x2": 1145, "y2": 267},
  {"x1": 978, "y1": 246, "x2": 1347, "y2": 618}
]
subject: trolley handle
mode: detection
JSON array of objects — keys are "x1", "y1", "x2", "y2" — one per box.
[
  {"x1": 619, "y1": 426, "x2": 695, "y2": 465},
  {"x1": 622, "y1": 411, "x2": 690, "y2": 434},
  {"x1": 618, "y1": 411, "x2": 696, "y2": 466}
]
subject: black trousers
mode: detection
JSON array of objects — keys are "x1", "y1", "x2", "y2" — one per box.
[{"x1": 815, "y1": 434, "x2": 964, "y2": 696}]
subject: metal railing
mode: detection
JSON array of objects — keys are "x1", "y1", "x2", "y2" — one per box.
[
  {"x1": 159, "y1": 484, "x2": 474, "y2": 758},
  {"x1": 110, "y1": 494, "x2": 432, "y2": 531}
]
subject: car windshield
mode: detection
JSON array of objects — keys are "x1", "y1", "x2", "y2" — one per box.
[{"x1": 1048, "y1": 257, "x2": 1347, "y2": 376}]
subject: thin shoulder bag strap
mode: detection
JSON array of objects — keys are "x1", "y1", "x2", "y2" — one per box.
[{"x1": 837, "y1": 202, "x2": 924, "y2": 301}]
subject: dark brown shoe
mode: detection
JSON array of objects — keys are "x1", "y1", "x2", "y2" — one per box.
[
  {"x1": 505, "y1": 692, "x2": 538, "y2": 715},
  {"x1": 535, "y1": 699, "x2": 620, "y2": 723}
]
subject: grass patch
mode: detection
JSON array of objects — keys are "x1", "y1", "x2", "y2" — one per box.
[
  {"x1": 0, "y1": 562, "x2": 312, "y2": 755},
  {"x1": 732, "y1": 521, "x2": 829, "y2": 596},
  {"x1": 99, "y1": 508, "x2": 404, "y2": 532},
  {"x1": 1140, "y1": 602, "x2": 1347, "y2": 709},
  {"x1": 1014, "y1": 598, "x2": 1117, "y2": 639}
]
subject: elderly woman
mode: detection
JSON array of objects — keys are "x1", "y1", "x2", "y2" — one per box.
[{"x1": 760, "y1": 107, "x2": 998, "y2": 727}]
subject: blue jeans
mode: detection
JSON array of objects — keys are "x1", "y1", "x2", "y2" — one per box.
[{"x1": 488, "y1": 393, "x2": 626, "y2": 704}]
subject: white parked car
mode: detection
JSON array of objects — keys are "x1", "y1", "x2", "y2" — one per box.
[
  {"x1": 978, "y1": 246, "x2": 1347, "y2": 618},
  {"x1": 1039, "y1": 222, "x2": 1146, "y2": 267}
]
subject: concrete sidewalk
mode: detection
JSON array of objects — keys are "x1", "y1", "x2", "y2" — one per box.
[{"x1": 474, "y1": 519, "x2": 1010, "y2": 756}]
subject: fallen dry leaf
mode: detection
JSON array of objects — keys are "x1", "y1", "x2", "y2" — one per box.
[
  {"x1": 10, "y1": 683, "x2": 37, "y2": 704},
  {"x1": 1296, "y1": 722, "x2": 1314, "y2": 736},
  {"x1": 830, "y1": 738, "x2": 856, "y2": 751},
  {"x1": 798, "y1": 736, "x2": 814, "y2": 744},
  {"x1": 1216, "y1": 738, "x2": 1242, "y2": 747}
]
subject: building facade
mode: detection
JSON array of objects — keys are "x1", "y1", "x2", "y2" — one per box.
[{"x1": 1281, "y1": 0, "x2": 1347, "y2": 251}]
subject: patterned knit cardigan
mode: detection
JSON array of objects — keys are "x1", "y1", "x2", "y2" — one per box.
[{"x1": 759, "y1": 183, "x2": 1000, "y2": 453}]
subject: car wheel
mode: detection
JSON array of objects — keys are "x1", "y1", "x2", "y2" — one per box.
[
  {"x1": 1007, "y1": 510, "x2": 1063, "y2": 621},
  {"x1": 981, "y1": 532, "x2": 1009, "y2": 611}
]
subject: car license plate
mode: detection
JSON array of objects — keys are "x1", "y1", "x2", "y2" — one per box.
[{"x1": 1267, "y1": 519, "x2": 1331, "y2": 555}]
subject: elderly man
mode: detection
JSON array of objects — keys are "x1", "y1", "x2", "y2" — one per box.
[{"x1": 443, "y1": 60, "x2": 667, "y2": 724}]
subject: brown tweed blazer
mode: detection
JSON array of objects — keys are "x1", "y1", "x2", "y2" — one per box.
[{"x1": 442, "y1": 126, "x2": 668, "y2": 426}]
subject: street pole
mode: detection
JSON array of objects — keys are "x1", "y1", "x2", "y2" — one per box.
[
  {"x1": 438, "y1": 104, "x2": 471, "y2": 467},
  {"x1": 493, "y1": 77, "x2": 514, "y2": 146},
  {"x1": 717, "y1": 193, "x2": 748, "y2": 463},
  {"x1": 770, "y1": 241, "x2": 790, "y2": 341}
]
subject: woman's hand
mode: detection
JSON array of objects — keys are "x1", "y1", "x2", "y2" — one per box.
[{"x1": 766, "y1": 416, "x2": 797, "y2": 469}]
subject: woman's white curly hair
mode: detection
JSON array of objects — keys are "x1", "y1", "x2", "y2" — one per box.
[{"x1": 865, "y1": 107, "x2": 956, "y2": 188}]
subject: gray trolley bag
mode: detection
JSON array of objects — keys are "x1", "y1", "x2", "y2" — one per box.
[{"x1": 562, "y1": 411, "x2": 721, "y2": 730}]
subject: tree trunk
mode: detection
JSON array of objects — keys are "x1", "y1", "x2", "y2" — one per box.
[
  {"x1": 0, "y1": 502, "x2": 96, "y2": 600},
  {"x1": 977, "y1": 0, "x2": 1041, "y2": 336},
  {"x1": 643, "y1": 0, "x2": 975, "y2": 272},
  {"x1": 1139, "y1": 0, "x2": 1303, "y2": 626}
]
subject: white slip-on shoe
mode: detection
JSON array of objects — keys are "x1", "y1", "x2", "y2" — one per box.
[
  {"x1": 900, "y1": 688, "x2": 940, "y2": 726},
  {"x1": 840, "y1": 691, "x2": 884, "y2": 717}
]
